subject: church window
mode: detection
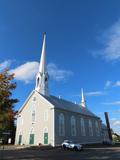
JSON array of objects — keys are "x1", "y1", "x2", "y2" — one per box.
[
  {"x1": 33, "y1": 97, "x2": 36, "y2": 101},
  {"x1": 95, "y1": 121, "x2": 100, "y2": 136},
  {"x1": 44, "y1": 110, "x2": 48, "y2": 121},
  {"x1": 88, "y1": 120, "x2": 93, "y2": 136},
  {"x1": 59, "y1": 113, "x2": 65, "y2": 136},
  {"x1": 81, "y1": 118, "x2": 86, "y2": 136},
  {"x1": 32, "y1": 110, "x2": 35, "y2": 122},
  {"x1": 71, "y1": 116, "x2": 76, "y2": 136}
]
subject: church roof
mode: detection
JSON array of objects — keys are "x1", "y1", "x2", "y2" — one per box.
[{"x1": 42, "y1": 94, "x2": 99, "y2": 118}]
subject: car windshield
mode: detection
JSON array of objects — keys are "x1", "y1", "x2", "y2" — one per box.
[{"x1": 64, "y1": 140, "x2": 72, "y2": 143}]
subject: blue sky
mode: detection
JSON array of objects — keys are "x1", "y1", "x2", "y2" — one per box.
[{"x1": 0, "y1": 0, "x2": 120, "y2": 134}]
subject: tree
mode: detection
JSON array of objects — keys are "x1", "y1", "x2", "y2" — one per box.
[{"x1": 0, "y1": 69, "x2": 18, "y2": 143}]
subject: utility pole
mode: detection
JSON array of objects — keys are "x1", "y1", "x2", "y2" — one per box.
[{"x1": 104, "y1": 112, "x2": 112, "y2": 141}]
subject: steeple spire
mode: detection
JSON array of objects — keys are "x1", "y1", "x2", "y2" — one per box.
[
  {"x1": 35, "y1": 33, "x2": 49, "y2": 96},
  {"x1": 81, "y1": 88, "x2": 86, "y2": 107},
  {"x1": 39, "y1": 33, "x2": 46, "y2": 73}
]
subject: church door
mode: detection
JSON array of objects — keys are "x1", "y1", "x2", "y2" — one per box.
[
  {"x1": 29, "y1": 134, "x2": 34, "y2": 144},
  {"x1": 18, "y1": 135, "x2": 22, "y2": 145},
  {"x1": 44, "y1": 133, "x2": 48, "y2": 144}
]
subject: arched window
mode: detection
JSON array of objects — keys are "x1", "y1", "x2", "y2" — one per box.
[
  {"x1": 81, "y1": 118, "x2": 86, "y2": 136},
  {"x1": 44, "y1": 110, "x2": 48, "y2": 121},
  {"x1": 59, "y1": 113, "x2": 65, "y2": 136},
  {"x1": 71, "y1": 116, "x2": 76, "y2": 136},
  {"x1": 32, "y1": 110, "x2": 35, "y2": 122},
  {"x1": 95, "y1": 121, "x2": 100, "y2": 136},
  {"x1": 88, "y1": 120, "x2": 93, "y2": 136}
]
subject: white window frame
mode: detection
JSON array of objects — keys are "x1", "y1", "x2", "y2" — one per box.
[
  {"x1": 71, "y1": 116, "x2": 76, "y2": 136},
  {"x1": 81, "y1": 118, "x2": 86, "y2": 136},
  {"x1": 88, "y1": 120, "x2": 93, "y2": 136},
  {"x1": 59, "y1": 113, "x2": 65, "y2": 136},
  {"x1": 95, "y1": 121, "x2": 100, "y2": 136}
]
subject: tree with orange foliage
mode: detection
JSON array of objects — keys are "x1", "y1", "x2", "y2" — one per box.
[{"x1": 0, "y1": 69, "x2": 18, "y2": 143}]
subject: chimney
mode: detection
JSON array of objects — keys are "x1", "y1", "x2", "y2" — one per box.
[{"x1": 104, "y1": 112, "x2": 112, "y2": 141}]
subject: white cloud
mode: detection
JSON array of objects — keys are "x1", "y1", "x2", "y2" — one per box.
[
  {"x1": 111, "y1": 119, "x2": 120, "y2": 126},
  {"x1": 114, "y1": 81, "x2": 120, "y2": 87},
  {"x1": 104, "y1": 80, "x2": 112, "y2": 89},
  {"x1": 104, "y1": 80, "x2": 120, "y2": 88},
  {"x1": 111, "y1": 118, "x2": 120, "y2": 134},
  {"x1": 9, "y1": 61, "x2": 73, "y2": 84},
  {"x1": 102, "y1": 101, "x2": 120, "y2": 106},
  {"x1": 0, "y1": 60, "x2": 12, "y2": 70},
  {"x1": 113, "y1": 120, "x2": 120, "y2": 126},
  {"x1": 85, "y1": 91, "x2": 105, "y2": 96},
  {"x1": 10, "y1": 61, "x2": 39, "y2": 84},
  {"x1": 94, "y1": 19, "x2": 120, "y2": 61},
  {"x1": 47, "y1": 63, "x2": 73, "y2": 81}
]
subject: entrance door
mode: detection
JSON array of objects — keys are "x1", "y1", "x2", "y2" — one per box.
[
  {"x1": 29, "y1": 134, "x2": 34, "y2": 144},
  {"x1": 18, "y1": 135, "x2": 22, "y2": 145},
  {"x1": 44, "y1": 133, "x2": 48, "y2": 144}
]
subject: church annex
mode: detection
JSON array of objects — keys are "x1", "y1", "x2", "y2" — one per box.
[{"x1": 15, "y1": 34, "x2": 104, "y2": 146}]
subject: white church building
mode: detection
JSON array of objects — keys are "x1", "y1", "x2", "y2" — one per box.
[{"x1": 15, "y1": 34, "x2": 105, "y2": 146}]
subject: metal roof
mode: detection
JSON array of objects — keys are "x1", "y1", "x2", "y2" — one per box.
[{"x1": 43, "y1": 94, "x2": 99, "y2": 118}]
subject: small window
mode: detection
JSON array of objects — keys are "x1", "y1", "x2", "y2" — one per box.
[
  {"x1": 32, "y1": 110, "x2": 35, "y2": 122},
  {"x1": 33, "y1": 97, "x2": 36, "y2": 101}
]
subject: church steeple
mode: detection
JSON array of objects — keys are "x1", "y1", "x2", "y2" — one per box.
[
  {"x1": 39, "y1": 33, "x2": 46, "y2": 74},
  {"x1": 81, "y1": 88, "x2": 86, "y2": 107},
  {"x1": 35, "y1": 33, "x2": 49, "y2": 96}
]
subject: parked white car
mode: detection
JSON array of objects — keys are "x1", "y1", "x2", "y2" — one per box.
[{"x1": 61, "y1": 140, "x2": 83, "y2": 151}]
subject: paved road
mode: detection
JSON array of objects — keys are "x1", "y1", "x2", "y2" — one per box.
[{"x1": 0, "y1": 146, "x2": 120, "y2": 160}]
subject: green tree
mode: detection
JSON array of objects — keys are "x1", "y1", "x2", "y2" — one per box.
[{"x1": 0, "y1": 69, "x2": 18, "y2": 143}]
